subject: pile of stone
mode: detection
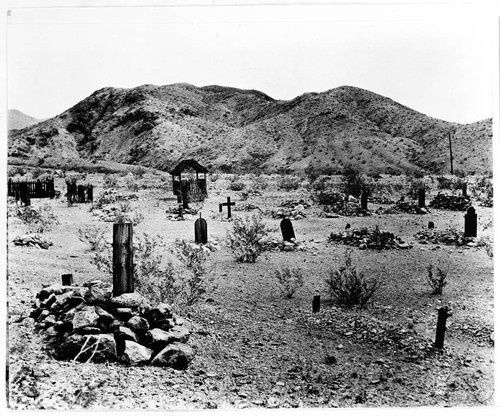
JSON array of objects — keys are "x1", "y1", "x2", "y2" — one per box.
[
  {"x1": 279, "y1": 199, "x2": 312, "y2": 209},
  {"x1": 30, "y1": 280, "x2": 194, "y2": 369},
  {"x1": 329, "y1": 227, "x2": 411, "y2": 250},
  {"x1": 13, "y1": 234, "x2": 53, "y2": 249},
  {"x1": 233, "y1": 203, "x2": 263, "y2": 212},
  {"x1": 376, "y1": 201, "x2": 428, "y2": 215},
  {"x1": 368, "y1": 195, "x2": 394, "y2": 205},
  {"x1": 186, "y1": 240, "x2": 221, "y2": 254},
  {"x1": 324, "y1": 202, "x2": 370, "y2": 217},
  {"x1": 261, "y1": 237, "x2": 305, "y2": 252},
  {"x1": 413, "y1": 228, "x2": 476, "y2": 246},
  {"x1": 429, "y1": 193, "x2": 471, "y2": 211},
  {"x1": 165, "y1": 206, "x2": 198, "y2": 221},
  {"x1": 266, "y1": 207, "x2": 306, "y2": 220}
]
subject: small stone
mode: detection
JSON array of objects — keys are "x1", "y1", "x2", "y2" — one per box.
[
  {"x1": 144, "y1": 303, "x2": 173, "y2": 326},
  {"x1": 114, "y1": 307, "x2": 135, "y2": 321},
  {"x1": 72, "y1": 306, "x2": 100, "y2": 331},
  {"x1": 151, "y1": 342, "x2": 194, "y2": 369},
  {"x1": 120, "y1": 340, "x2": 153, "y2": 365}
]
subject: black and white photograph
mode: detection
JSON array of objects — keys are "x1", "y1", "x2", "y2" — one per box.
[{"x1": 2, "y1": 0, "x2": 498, "y2": 411}]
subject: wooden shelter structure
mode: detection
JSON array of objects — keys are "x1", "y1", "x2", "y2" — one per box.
[{"x1": 170, "y1": 159, "x2": 208, "y2": 207}]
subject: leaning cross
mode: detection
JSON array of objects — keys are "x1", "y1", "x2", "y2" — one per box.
[{"x1": 219, "y1": 196, "x2": 236, "y2": 219}]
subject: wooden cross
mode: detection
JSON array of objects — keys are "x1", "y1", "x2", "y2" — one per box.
[{"x1": 219, "y1": 196, "x2": 235, "y2": 219}]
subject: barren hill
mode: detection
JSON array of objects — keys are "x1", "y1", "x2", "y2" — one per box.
[
  {"x1": 8, "y1": 109, "x2": 43, "y2": 131},
  {"x1": 8, "y1": 84, "x2": 493, "y2": 175}
]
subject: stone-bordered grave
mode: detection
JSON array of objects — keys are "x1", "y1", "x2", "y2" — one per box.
[
  {"x1": 329, "y1": 226, "x2": 411, "y2": 250},
  {"x1": 30, "y1": 280, "x2": 194, "y2": 368}
]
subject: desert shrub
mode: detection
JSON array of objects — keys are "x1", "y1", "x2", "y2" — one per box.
[
  {"x1": 277, "y1": 176, "x2": 301, "y2": 191},
  {"x1": 341, "y1": 165, "x2": 365, "y2": 197},
  {"x1": 325, "y1": 249, "x2": 380, "y2": 307},
  {"x1": 77, "y1": 226, "x2": 106, "y2": 251},
  {"x1": 274, "y1": 267, "x2": 304, "y2": 298},
  {"x1": 125, "y1": 176, "x2": 140, "y2": 192},
  {"x1": 15, "y1": 205, "x2": 59, "y2": 233},
  {"x1": 426, "y1": 264, "x2": 448, "y2": 295},
  {"x1": 172, "y1": 240, "x2": 214, "y2": 306},
  {"x1": 31, "y1": 166, "x2": 45, "y2": 180},
  {"x1": 102, "y1": 174, "x2": 118, "y2": 189},
  {"x1": 132, "y1": 166, "x2": 147, "y2": 178},
  {"x1": 226, "y1": 215, "x2": 269, "y2": 263},
  {"x1": 209, "y1": 172, "x2": 220, "y2": 182},
  {"x1": 228, "y1": 176, "x2": 246, "y2": 191},
  {"x1": 251, "y1": 175, "x2": 269, "y2": 191},
  {"x1": 8, "y1": 166, "x2": 27, "y2": 177},
  {"x1": 118, "y1": 201, "x2": 132, "y2": 213},
  {"x1": 407, "y1": 178, "x2": 431, "y2": 199},
  {"x1": 454, "y1": 168, "x2": 467, "y2": 178},
  {"x1": 476, "y1": 237, "x2": 493, "y2": 258},
  {"x1": 436, "y1": 176, "x2": 454, "y2": 190}
]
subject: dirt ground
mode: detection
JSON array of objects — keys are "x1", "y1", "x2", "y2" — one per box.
[{"x1": 5, "y1": 173, "x2": 495, "y2": 410}]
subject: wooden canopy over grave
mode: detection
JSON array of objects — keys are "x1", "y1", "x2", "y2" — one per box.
[{"x1": 170, "y1": 159, "x2": 209, "y2": 203}]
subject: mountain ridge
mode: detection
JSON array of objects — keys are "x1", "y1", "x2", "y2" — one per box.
[{"x1": 8, "y1": 83, "x2": 493, "y2": 175}]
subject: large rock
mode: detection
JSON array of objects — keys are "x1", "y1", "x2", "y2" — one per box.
[
  {"x1": 114, "y1": 307, "x2": 135, "y2": 321},
  {"x1": 94, "y1": 306, "x2": 115, "y2": 331},
  {"x1": 52, "y1": 333, "x2": 117, "y2": 362},
  {"x1": 50, "y1": 291, "x2": 85, "y2": 314},
  {"x1": 109, "y1": 292, "x2": 151, "y2": 310},
  {"x1": 145, "y1": 326, "x2": 190, "y2": 350},
  {"x1": 125, "y1": 316, "x2": 150, "y2": 333},
  {"x1": 72, "y1": 306, "x2": 100, "y2": 331},
  {"x1": 119, "y1": 340, "x2": 153, "y2": 365},
  {"x1": 144, "y1": 303, "x2": 173, "y2": 326},
  {"x1": 151, "y1": 342, "x2": 194, "y2": 369},
  {"x1": 84, "y1": 282, "x2": 113, "y2": 304}
]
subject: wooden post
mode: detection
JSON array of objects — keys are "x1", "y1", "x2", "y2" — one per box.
[
  {"x1": 435, "y1": 306, "x2": 449, "y2": 349},
  {"x1": 448, "y1": 132, "x2": 454, "y2": 176},
  {"x1": 61, "y1": 274, "x2": 74, "y2": 286},
  {"x1": 360, "y1": 191, "x2": 368, "y2": 210},
  {"x1": 418, "y1": 188, "x2": 425, "y2": 208},
  {"x1": 113, "y1": 219, "x2": 134, "y2": 296},
  {"x1": 462, "y1": 182, "x2": 467, "y2": 197},
  {"x1": 312, "y1": 295, "x2": 321, "y2": 313},
  {"x1": 464, "y1": 206, "x2": 477, "y2": 237}
]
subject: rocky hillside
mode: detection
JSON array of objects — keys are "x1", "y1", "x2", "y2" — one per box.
[
  {"x1": 8, "y1": 83, "x2": 493, "y2": 175},
  {"x1": 8, "y1": 109, "x2": 43, "y2": 131}
]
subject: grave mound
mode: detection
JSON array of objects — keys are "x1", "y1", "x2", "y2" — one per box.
[
  {"x1": 13, "y1": 233, "x2": 53, "y2": 249},
  {"x1": 328, "y1": 226, "x2": 410, "y2": 250},
  {"x1": 376, "y1": 201, "x2": 428, "y2": 215},
  {"x1": 429, "y1": 193, "x2": 471, "y2": 211},
  {"x1": 413, "y1": 228, "x2": 476, "y2": 246},
  {"x1": 30, "y1": 280, "x2": 194, "y2": 369}
]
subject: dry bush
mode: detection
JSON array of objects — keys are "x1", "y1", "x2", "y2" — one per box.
[
  {"x1": 77, "y1": 226, "x2": 106, "y2": 251},
  {"x1": 277, "y1": 176, "x2": 301, "y2": 191},
  {"x1": 325, "y1": 249, "x2": 380, "y2": 307},
  {"x1": 228, "y1": 175, "x2": 246, "y2": 191},
  {"x1": 274, "y1": 267, "x2": 305, "y2": 298},
  {"x1": 16, "y1": 205, "x2": 59, "y2": 233},
  {"x1": 226, "y1": 215, "x2": 269, "y2": 263},
  {"x1": 426, "y1": 264, "x2": 449, "y2": 295}
]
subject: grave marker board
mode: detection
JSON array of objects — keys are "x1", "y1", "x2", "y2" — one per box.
[
  {"x1": 280, "y1": 218, "x2": 295, "y2": 242},
  {"x1": 195, "y1": 215, "x2": 208, "y2": 244}
]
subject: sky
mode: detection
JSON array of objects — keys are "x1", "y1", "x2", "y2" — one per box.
[{"x1": 4, "y1": 1, "x2": 499, "y2": 124}]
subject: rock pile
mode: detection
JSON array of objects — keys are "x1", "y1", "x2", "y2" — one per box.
[
  {"x1": 323, "y1": 202, "x2": 370, "y2": 217},
  {"x1": 329, "y1": 226, "x2": 411, "y2": 250},
  {"x1": 165, "y1": 206, "x2": 198, "y2": 221},
  {"x1": 13, "y1": 234, "x2": 53, "y2": 249},
  {"x1": 233, "y1": 203, "x2": 262, "y2": 212},
  {"x1": 266, "y1": 207, "x2": 306, "y2": 220},
  {"x1": 413, "y1": 228, "x2": 476, "y2": 246},
  {"x1": 261, "y1": 237, "x2": 305, "y2": 252},
  {"x1": 429, "y1": 193, "x2": 471, "y2": 211},
  {"x1": 30, "y1": 280, "x2": 194, "y2": 369}
]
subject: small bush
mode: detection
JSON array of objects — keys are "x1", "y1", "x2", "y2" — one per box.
[
  {"x1": 77, "y1": 226, "x2": 106, "y2": 251},
  {"x1": 226, "y1": 215, "x2": 269, "y2": 263},
  {"x1": 277, "y1": 176, "x2": 301, "y2": 191},
  {"x1": 228, "y1": 176, "x2": 246, "y2": 191},
  {"x1": 341, "y1": 165, "x2": 365, "y2": 197},
  {"x1": 103, "y1": 174, "x2": 118, "y2": 189},
  {"x1": 426, "y1": 264, "x2": 448, "y2": 295},
  {"x1": 325, "y1": 249, "x2": 379, "y2": 307},
  {"x1": 407, "y1": 178, "x2": 431, "y2": 199},
  {"x1": 16, "y1": 205, "x2": 59, "y2": 233},
  {"x1": 436, "y1": 176, "x2": 454, "y2": 190},
  {"x1": 274, "y1": 267, "x2": 304, "y2": 298},
  {"x1": 8, "y1": 166, "x2": 27, "y2": 177},
  {"x1": 251, "y1": 175, "x2": 269, "y2": 191}
]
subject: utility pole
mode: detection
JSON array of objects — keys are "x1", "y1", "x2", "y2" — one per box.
[{"x1": 448, "y1": 131, "x2": 454, "y2": 175}]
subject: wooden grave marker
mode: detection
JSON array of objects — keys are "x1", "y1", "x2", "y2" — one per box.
[
  {"x1": 360, "y1": 191, "x2": 368, "y2": 210},
  {"x1": 195, "y1": 213, "x2": 208, "y2": 244},
  {"x1": 280, "y1": 218, "x2": 295, "y2": 242},
  {"x1": 219, "y1": 196, "x2": 235, "y2": 219},
  {"x1": 418, "y1": 188, "x2": 426, "y2": 208},
  {"x1": 428, "y1": 221, "x2": 435, "y2": 229},
  {"x1": 435, "y1": 306, "x2": 450, "y2": 349},
  {"x1": 462, "y1": 182, "x2": 467, "y2": 197},
  {"x1": 61, "y1": 274, "x2": 73, "y2": 286},
  {"x1": 113, "y1": 216, "x2": 134, "y2": 296},
  {"x1": 464, "y1": 206, "x2": 477, "y2": 237},
  {"x1": 312, "y1": 295, "x2": 321, "y2": 313}
]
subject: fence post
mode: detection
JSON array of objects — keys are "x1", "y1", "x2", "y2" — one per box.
[
  {"x1": 435, "y1": 306, "x2": 449, "y2": 349},
  {"x1": 312, "y1": 295, "x2": 321, "y2": 313},
  {"x1": 113, "y1": 217, "x2": 134, "y2": 296}
]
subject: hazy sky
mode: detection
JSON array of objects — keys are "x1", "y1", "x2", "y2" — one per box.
[{"x1": 6, "y1": 2, "x2": 498, "y2": 123}]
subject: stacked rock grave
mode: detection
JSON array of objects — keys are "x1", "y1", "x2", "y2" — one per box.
[
  {"x1": 429, "y1": 193, "x2": 471, "y2": 211},
  {"x1": 13, "y1": 234, "x2": 53, "y2": 249},
  {"x1": 30, "y1": 280, "x2": 194, "y2": 369},
  {"x1": 328, "y1": 226, "x2": 411, "y2": 250}
]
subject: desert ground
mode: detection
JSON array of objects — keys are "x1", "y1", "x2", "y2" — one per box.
[{"x1": 6, "y1": 169, "x2": 494, "y2": 409}]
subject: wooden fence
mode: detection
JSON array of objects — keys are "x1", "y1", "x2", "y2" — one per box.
[
  {"x1": 66, "y1": 182, "x2": 94, "y2": 203},
  {"x1": 8, "y1": 178, "x2": 56, "y2": 201}
]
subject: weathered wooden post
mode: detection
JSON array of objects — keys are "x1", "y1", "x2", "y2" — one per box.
[
  {"x1": 435, "y1": 306, "x2": 449, "y2": 349},
  {"x1": 360, "y1": 191, "x2": 368, "y2": 211},
  {"x1": 61, "y1": 274, "x2": 74, "y2": 286},
  {"x1": 464, "y1": 206, "x2": 477, "y2": 237},
  {"x1": 88, "y1": 185, "x2": 94, "y2": 202},
  {"x1": 462, "y1": 182, "x2": 467, "y2": 197},
  {"x1": 428, "y1": 221, "x2": 435, "y2": 229},
  {"x1": 448, "y1": 131, "x2": 454, "y2": 175},
  {"x1": 78, "y1": 185, "x2": 85, "y2": 203},
  {"x1": 20, "y1": 182, "x2": 30, "y2": 206},
  {"x1": 113, "y1": 216, "x2": 134, "y2": 296},
  {"x1": 312, "y1": 295, "x2": 321, "y2": 313},
  {"x1": 418, "y1": 188, "x2": 425, "y2": 208}
]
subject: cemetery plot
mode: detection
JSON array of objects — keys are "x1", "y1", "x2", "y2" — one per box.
[{"x1": 6, "y1": 171, "x2": 494, "y2": 410}]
